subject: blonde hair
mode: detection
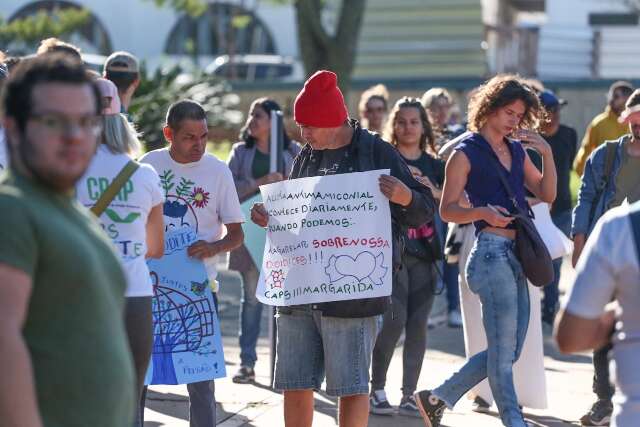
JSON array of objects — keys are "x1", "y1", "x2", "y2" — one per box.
[
  {"x1": 101, "y1": 114, "x2": 142, "y2": 156},
  {"x1": 421, "y1": 87, "x2": 453, "y2": 110},
  {"x1": 467, "y1": 74, "x2": 544, "y2": 133},
  {"x1": 36, "y1": 37, "x2": 82, "y2": 59},
  {"x1": 358, "y1": 84, "x2": 389, "y2": 113}
]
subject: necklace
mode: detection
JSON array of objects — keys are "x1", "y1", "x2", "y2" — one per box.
[{"x1": 493, "y1": 142, "x2": 508, "y2": 156}]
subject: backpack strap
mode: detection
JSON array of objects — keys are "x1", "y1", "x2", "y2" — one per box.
[
  {"x1": 90, "y1": 160, "x2": 140, "y2": 217},
  {"x1": 600, "y1": 140, "x2": 618, "y2": 191},
  {"x1": 589, "y1": 140, "x2": 619, "y2": 226}
]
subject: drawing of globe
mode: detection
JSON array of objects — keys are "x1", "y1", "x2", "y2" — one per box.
[{"x1": 152, "y1": 285, "x2": 215, "y2": 354}]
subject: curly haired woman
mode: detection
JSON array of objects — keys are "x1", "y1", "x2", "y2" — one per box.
[{"x1": 414, "y1": 75, "x2": 557, "y2": 427}]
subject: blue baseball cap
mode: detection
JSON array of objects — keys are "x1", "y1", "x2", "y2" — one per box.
[{"x1": 539, "y1": 90, "x2": 567, "y2": 110}]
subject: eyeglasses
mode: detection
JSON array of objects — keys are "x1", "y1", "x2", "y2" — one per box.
[{"x1": 28, "y1": 113, "x2": 102, "y2": 137}]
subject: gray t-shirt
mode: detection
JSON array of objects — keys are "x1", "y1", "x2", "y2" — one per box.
[{"x1": 565, "y1": 203, "x2": 640, "y2": 425}]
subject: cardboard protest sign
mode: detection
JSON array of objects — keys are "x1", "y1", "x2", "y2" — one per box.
[
  {"x1": 145, "y1": 228, "x2": 225, "y2": 385},
  {"x1": 256, "y1": 170, "x2": 392, "y2": 306}
]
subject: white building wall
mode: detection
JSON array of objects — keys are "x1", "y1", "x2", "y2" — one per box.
[
  {"x1": 0, "y1": 0, "x2": 298, "y2": 68},
  {"x1": 538, "y1": 0, "x2": 631, "y2": 79}
]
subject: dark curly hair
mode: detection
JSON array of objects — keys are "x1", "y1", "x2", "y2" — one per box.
[
  {"x1": 467, "y1": 74, "x2": 544, "y2": 133},
  {"x1": 384, "y1": 96, "x2": 436, "y2": 156},
  {"x1": 239, "y1": 97, "x2": 292, "y2": 149}
]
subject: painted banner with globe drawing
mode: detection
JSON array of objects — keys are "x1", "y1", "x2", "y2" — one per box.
[
  {"x1": 144, "y1": 228, "x2": 225, "y2": 385},
  {"x1": 256, "y1": 169, "x2": 392, "y2": 306}
]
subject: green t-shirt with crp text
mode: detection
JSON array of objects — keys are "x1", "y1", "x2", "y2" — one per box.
[{"x1": 0, "y1": 171, "x2": 134, "y2": 427}]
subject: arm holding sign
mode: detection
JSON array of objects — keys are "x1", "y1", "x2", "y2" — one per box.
[
  {"x1": 190, "y1": 165, "x2": 246, "y2": 259},
  {"x1": 188, "y1": 223, "x2": 244, "y2": 259},
  {"x1": 375, "y1": 139, "x2": 436, "y2": 228}
]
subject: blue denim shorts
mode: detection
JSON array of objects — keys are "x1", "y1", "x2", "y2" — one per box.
[{"x1": 273, "y1": 305, "x2": 380, "y2": 396}]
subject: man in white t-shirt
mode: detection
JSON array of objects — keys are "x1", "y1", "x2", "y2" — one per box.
[
  {"x1": 141, "y1": 99, "x2": 244, "y2": 427},
  {"x1": 556, "y1": 202, "x2": 640, "y2": 427}
]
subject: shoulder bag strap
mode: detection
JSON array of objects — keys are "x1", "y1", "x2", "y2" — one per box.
[
  {"x1": 476, "y1": 142, "x2": 529, "y2": 217},
  {"x1": 90, "y1": 160, "x2": 140, "y2": 217}
]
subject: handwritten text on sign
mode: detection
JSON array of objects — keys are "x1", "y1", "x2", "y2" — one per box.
[{"x1": 256, "y1": 169, "x2": 392, "y2": 306}]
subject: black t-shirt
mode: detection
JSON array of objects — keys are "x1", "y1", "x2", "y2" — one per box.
[
  {"x1": 528, "y1": 124, "x2": 578, "y2": 215},
  {"x1": 402, "y1": 151, "x2": 445, "y2": 187},
  {"x1": 311, "y1": 145, "x2": 353, "y2": 176},
  {"x1": 400, "y1": 151, "x2": 444, "y2": 261}
]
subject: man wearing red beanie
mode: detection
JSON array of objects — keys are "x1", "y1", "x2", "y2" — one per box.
[{"x1": 251, "y1": 70, "x2": 436, "y2": 427}]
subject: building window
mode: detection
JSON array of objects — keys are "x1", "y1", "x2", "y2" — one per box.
[
  {"x1": 8, "y1": 0, "x2": 112, "y2": 55},
  {"x1": 165, "y1": 2, "x2": 276, "y2": 56}
]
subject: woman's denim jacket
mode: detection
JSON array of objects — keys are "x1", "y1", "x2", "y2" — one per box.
[{"x1": 571, "y1": 135, "x2": 627, "y2": 238}]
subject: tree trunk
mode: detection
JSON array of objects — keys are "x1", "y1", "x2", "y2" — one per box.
[{"x1": 294, "y1": 0, "x2": 366, "y2": 93}]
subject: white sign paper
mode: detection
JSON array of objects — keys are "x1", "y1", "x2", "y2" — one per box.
[{"x1": 256, "y1": 170, "x2": 392, "y2": 306}]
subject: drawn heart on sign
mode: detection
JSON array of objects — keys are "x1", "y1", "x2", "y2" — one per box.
[{"x1": 334, "y1": 252, "x2": 376, "y2": 281}]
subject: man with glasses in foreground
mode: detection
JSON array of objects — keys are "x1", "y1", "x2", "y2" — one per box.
[{"x1": 0, "y1": 54, "x2": 135, "y2": 426}]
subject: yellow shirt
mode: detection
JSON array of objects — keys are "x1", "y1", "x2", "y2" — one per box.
[{"x1": 574, "y1": 106, "x2": 628, "y2": 176}]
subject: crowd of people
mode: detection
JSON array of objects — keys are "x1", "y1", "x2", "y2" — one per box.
[{"x1": 0, "y1": 37, "x2": 639, "y2": 427}]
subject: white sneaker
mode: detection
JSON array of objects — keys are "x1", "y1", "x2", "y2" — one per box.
[{"x1": 447, "y1": 310, "x2": 463, "y2": 328}]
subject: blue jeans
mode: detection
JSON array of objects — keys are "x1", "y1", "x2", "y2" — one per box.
[
  {"x1": 432, "y1": 232, "x2": 530, "y2": 427},
  {"x1": 542, "y1": 210, "x2": 572, "y2": 325},
  {"x1": 239, "y1": 265, "x2": 262, "y2": 368}
]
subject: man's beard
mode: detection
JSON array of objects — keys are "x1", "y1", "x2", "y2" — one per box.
[{"x1": 16, "y1": 137, "x2": 88, "y2": 192}]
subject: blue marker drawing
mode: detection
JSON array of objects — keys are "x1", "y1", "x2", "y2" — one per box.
[{"x1": 145, "y1": 228, "x2": 225, "y2": 385}]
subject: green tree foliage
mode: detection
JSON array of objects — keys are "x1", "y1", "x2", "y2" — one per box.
[
  {"x1": 129, "y1": 65, "x2": 243, "y2": 152},
  {"x1": 145, "y1": 0, "x2": 207, "y2": 17},
  {"x1": 0, "y1": 8, "x2": 90, "y2": 46}
]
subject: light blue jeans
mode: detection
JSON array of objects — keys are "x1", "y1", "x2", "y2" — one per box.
[{"x1": 432, "y1": 232, "x2": 530, "y2": 427}]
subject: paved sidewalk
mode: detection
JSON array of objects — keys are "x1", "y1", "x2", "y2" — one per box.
[{"x1": 144, "y1": 264, "x2": 593, "y2": 427}]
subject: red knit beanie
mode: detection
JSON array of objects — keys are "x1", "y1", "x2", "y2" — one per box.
[{"x1": 294, "y1": 70, "x2": 348, "y2": 127}]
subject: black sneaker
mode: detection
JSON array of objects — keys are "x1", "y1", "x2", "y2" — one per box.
[
  {"x1": 580, "y1": 399, "x2": 612, "y2": 426},
  {"x1": 398, "y1": 394, "x2": 421, "y2": 418},
  {"x1": 369, "y1": 389, "x2": 394, "y2": 415},
  {"x1": 232, "y1": 366, "x2": 255, "y2": 384},
  {"x1": 471, "y1": 396, "x2": 491, "y2": 413},
  {"x1": 414, "y1": 390, "x2": 446, "y2": 427}
]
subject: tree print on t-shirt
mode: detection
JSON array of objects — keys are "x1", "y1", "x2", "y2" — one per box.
[{"x1": 159, "y1": 169, "x2": 211, "y2": 233}]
